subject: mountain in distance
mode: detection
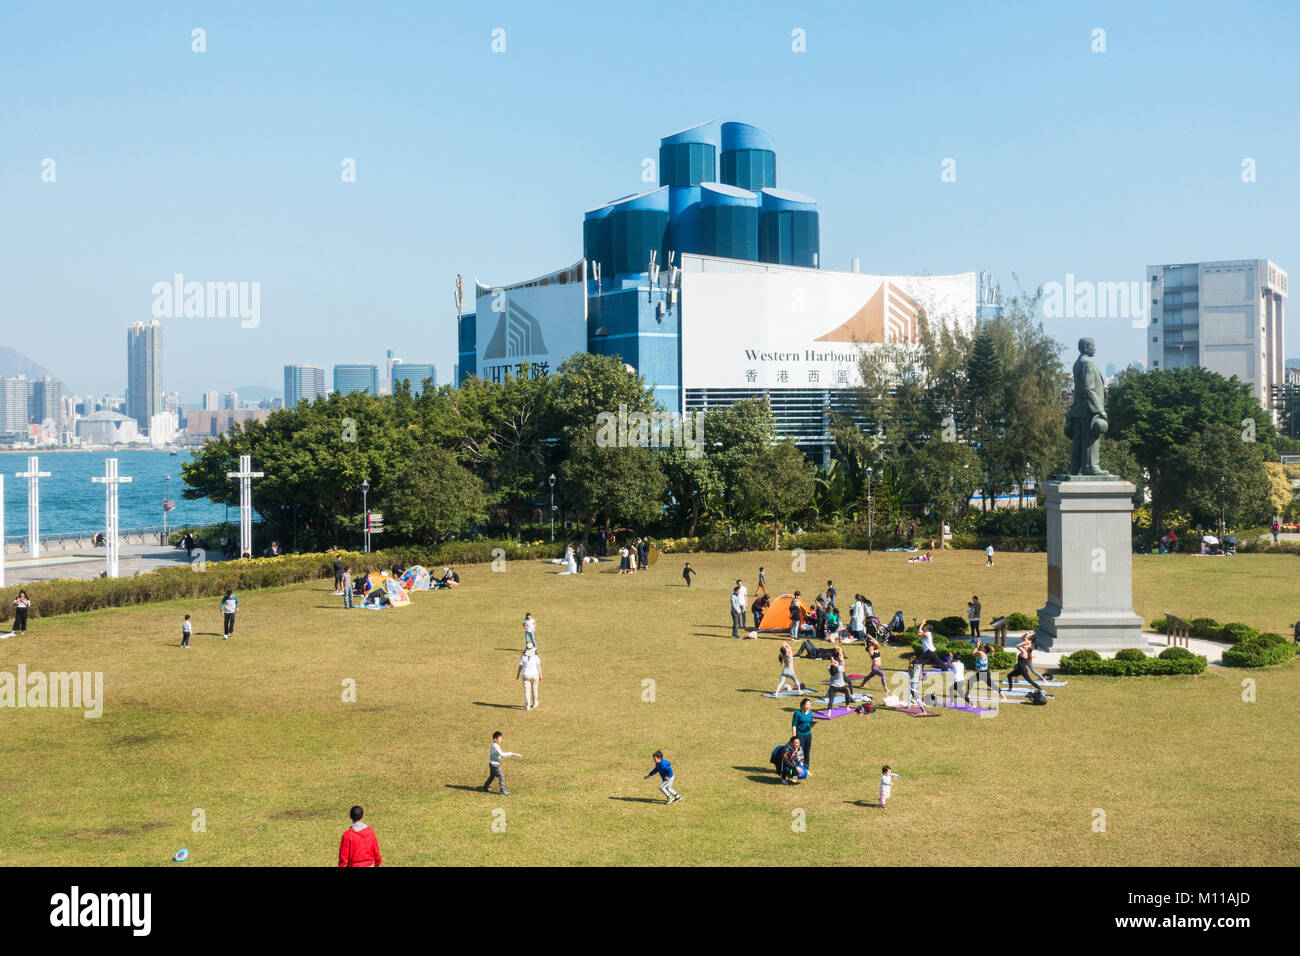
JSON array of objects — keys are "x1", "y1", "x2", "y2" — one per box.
[
  {"x1": 232, "y1": 386, "x2": 281, "y2": 403},
  {"x1": 0, "y1": 347, "x2": 54, "y2": 381}
]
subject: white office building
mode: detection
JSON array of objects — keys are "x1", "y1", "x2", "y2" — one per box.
[{"x1": 1147, "y1": 259, "x2": 1287, "y2": 414}]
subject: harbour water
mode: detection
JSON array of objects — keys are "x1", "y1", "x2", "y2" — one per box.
[{"x1": 1, "y1": 450, "x2": 228, "y2": 539}]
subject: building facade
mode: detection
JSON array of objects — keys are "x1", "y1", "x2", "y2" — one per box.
[
  {"x1": 1147, "y1": 260, "x2": 1287, "y2": 413},
  {"x1": 126, "y1": 320, "x2": 162, "y2": 436},
  {"x1": 284, "y1": 364, "x2": 326, "y2": 407},
  {"x1": 333, "y1": 364, "x2": 380, "y2": 395},
  {"x1": 390, "y1": 362, "x2": 437, "y2": 394}
]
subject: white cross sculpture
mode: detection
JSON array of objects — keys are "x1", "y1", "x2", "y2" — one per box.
[
  {"x1": 15, "y1": 456, "x2": 50, "y2": 559},
  {"x1": 227, "y1": 455, "x2": 263, "y2": 558},
  {"x1": 92, "y1": 457, "x2": 132, "y2": 578}
]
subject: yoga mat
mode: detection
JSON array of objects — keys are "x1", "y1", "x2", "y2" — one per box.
[
  {"x1": 888, "y1": 704, "x2": 939, "y2": 717},
  {"x1": 762, "y1": 688, "x2": 818, "y2": 698},
  {"x1": 936, "y1": 701, "x2": 993, "y2": 714},
  {"x1": 812, "y1": 706, "x2": 860, "y2": 720},
  {"x1": 968, "y1": 696, "x2": 1025, "y2": 705}
]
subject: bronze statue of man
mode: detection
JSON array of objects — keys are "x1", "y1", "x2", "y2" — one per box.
[{"x1": 1065, "y1": 337, "x2": 1110, "y2": 476}]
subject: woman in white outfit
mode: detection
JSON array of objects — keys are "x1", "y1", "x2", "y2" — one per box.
[{"x1": 564, "y1": 544, "x2": 577, "y2": 574}]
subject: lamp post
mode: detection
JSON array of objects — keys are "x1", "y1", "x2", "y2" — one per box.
[
  {"x1": 361, "y1": 479, "x2": 370, "y2": 553},
  {"x1": 866, "y1": 466, "x2": 874, "y2": 554},
  {"x1": 549, "y1": 474, "x2": 556, "y2": 542}
]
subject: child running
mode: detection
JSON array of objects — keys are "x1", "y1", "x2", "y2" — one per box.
[
  {"x1": 644, "y1": 750, "x2": 681, "y2": 803},
  {"x1": 879, "y1": 765, "x2": 900, "y2": 810},
  {"x1": 681, "y1": 562, "x2": 696, "y2": 587}
]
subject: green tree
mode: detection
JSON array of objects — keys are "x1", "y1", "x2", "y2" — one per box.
[
  {"x1": 1182, "y1": 424, "x2": 1273, "y2": 533},
  {"x1": 386, "y1": 446, "x2": 487, "y2": 542},
  {"x1": 735, "y1": 440, "x2": 817, "y2": 549}
]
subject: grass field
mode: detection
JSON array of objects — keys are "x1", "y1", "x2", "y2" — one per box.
[{"x1": 1, "y1": 549, "x2": 1296, "y2": 866}]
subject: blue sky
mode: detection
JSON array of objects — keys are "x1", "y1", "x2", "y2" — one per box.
[{"x1": 3, "y1": 0, "x2": 1297, "y2": 398}]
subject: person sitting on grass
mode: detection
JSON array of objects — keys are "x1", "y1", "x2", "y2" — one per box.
[
  {"x1": 795, "y1": 635, "x2": 840, "y2": 660},
  {"x1": 783, "y1": 737, "x2": 807, "y2": 783}
]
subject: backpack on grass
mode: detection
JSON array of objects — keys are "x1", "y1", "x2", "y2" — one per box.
[{"x1": 1025, "y1": 689, "x2": 1048, "y2": 706}]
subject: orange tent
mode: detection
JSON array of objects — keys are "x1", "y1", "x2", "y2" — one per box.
[{"x1": 757, "y1": 594, "x2": 812, "y2": 632}]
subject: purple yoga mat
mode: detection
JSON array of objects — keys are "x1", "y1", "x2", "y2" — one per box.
[
  {"x1": 889, "y1": 704, "x2": 939, "y2": 717},
  {"x1": 812, "y1": 706, "x2": 859, "y2": 720}
]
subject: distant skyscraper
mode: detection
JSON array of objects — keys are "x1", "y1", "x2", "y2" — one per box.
[
  {"x1": 204, "y1": 389, "x2": 219, "y2": 410},
  {"x1": 1147, "y1": 260, "x2": 1287, "y2": 415},
  {"x1": 284, "y1": 364, "x2": 326, "y2": 407},
  {"x1": 390, "y1": 363, "x2": 437, "y2": 394},
  {"x1": 333, "y1": 364, "x2": 380, "y2": 395},
  {"x1": 127, "y1": 320, "x2": 163, "y2": 436},
  {"x1": 223, "y1": 391, "x2": 238, "y2": 410},
  {"x1": 0, "y1": 376, "x2": 33, "y2": 435},
  {"x1": 385, "y1": 350, "x2": 403, "y2": 395}
]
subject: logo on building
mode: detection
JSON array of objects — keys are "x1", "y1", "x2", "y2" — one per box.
[
  {"x1": 483, "y1": 302, "x2": 550, "y2": 359},
  {"x1": 814, "y1": 281, "x2": 927, "y2": 345}
]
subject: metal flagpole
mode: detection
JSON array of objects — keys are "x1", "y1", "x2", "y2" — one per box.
[
  {"x1": 15, "y1": 455, "x2": 50, "y2": 559},
  {"x1": 226, "y1": 455, "x2": 264, "y2": 558},
  {"x1": 92, "y1": 458, "x2": 133, "y2": 578}
]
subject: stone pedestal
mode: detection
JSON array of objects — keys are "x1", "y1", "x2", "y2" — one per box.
[{"x1": 1035, "y1": 477, "x2": 1145, "y2": 653}]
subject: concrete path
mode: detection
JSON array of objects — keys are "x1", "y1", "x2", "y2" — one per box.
[
  {"x1": 2, "y1": 542, "x2": 217, "y2": 584},
  {"x1": 996, "y1": 630, "x2": 1227, "y2": 667}
]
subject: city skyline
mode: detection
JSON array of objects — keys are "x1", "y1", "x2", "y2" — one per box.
[{"x1": 6, "y1": 2, "x2": 1298, "y2": 396}]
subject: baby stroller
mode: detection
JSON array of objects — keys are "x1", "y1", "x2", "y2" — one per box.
[
  {"x1": 864, "y1": 616, "x2": 891, "y2": 643},
  {"x1": 1201, "y1": 534, "x2": 1224, "y2": 556},
  {"x1": 887, "y1": 610, "x2": 907, "y2": 643}
]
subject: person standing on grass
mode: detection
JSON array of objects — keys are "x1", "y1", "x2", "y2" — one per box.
[
  {"x1": 776, "y1": 641, "x2": 801, "y2": 694},
  {"x1": 826, "y1": 659, "x2": 853, "y2": 711},
  {"x1": 682, "y1": 561, "x2": 696, "y2": 587},
  {"x1": 752, "y1": 592, "x2": 770, "y2": 630},
  {"x1": 906, "y1": 657, "x2": 927, "y2": 711},
  {"x1": 791, "y1": 698, "x2": 815, "y2": 772},
  {"x1": 736, "y1": 580, "x2": 749, "y2": 628},
  {"x1": 985, "y1": 543, "x2": 995, "y2": 566},
  {"x1": 865, "y1": 638, "x2": 888, "y2": 693},
  {"x1": 730, "y1": 586, "x2": 745, "y2": 638},
  {"x1": 333, "y1": 556, "x2": 344, "y2": 593},
  {"x1": 338, "y1": 805, "x2": 382, "y2": 867},
  {"x1": 917, "y1": 621, "x2": 946, "y2": 669},
  {"x1": 341, "y1": 568, "x2": 353, "y2": 609},
  {"x1": 644, "y1": 750, "x2": 682, "y2": 803},
  {"x1": 850, "y1": 594, "x2": 866, "y2": 643},
  {"x1": 757, "y1": 566, "x2": 767, "y2": 595},
  {"x1": 516, "y1": 646, "x2": 542, "y2": 710},
  {"x1": 12, "y1": 590, "x2": 31, "y2": 636},
  {"x1": 950, "y1": 654, "x2": 966, "y2": 703},
  {"x1": 1007, "y1": 636, "x2": 1043, "y2": 693},
  {"x1": 787, "y1": 592, "x2": 803, "y2": 640},
  {"x1": 966, "y1": 643, "x2": 1001, "y2": 701},
  {"x1": 522, "y1": 612, "x2": 536, "y2": 649},
  {"x1": 968, "y1": 596, "x2": 981, "y2": 640},
  {"x1": 879, "y1": 766, "x2": 900, "y2": 810},
  {"x1": 1023, "y1": 635, "x2": 1049, "y2": 682},
  {"x1": 181, "y1": 614, "x2": 192, "y2": 648},
  {"x1": 219, "y1": 589, "x2": 238, "y2": 639},
  {"x1": 575, "y1": 540, "x2": 586, "y2": 575},
  {"x1": 826, "y1": 580, "x2": 837, "y2": 613},
  {"x1": 483, "y1": 732, "x2": 519, "y2": 796},
  {"x1": 1271, "y1": 519, "x2": 1280, "y2": 544}
]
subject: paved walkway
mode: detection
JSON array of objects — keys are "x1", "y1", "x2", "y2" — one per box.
[
  {"x1": 997, "y1": 630, "x2": 1227, "y2": 666},
  {"x1": 2, "y1": 542, "x2": 214, "y2": 584}
]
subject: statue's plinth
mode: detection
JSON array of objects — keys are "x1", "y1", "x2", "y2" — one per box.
[{"x1": 1035, "y1": 476, "x2": 1145, "y2": 653}]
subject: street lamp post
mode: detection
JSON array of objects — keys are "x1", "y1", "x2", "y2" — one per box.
[
  {"x1": 549, "y1": 474, "x2": 556, "y2": 542},
  {"x1": 361, "y1": 479, "x2": 370, "y2": 553},
  {"x1": 866, "y1": 466, "x2": 874, "y2": 554}
]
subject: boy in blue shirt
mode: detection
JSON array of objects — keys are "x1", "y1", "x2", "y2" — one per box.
[{"x1": 644, "y1": 750, "x2": 681, "y2": 804}]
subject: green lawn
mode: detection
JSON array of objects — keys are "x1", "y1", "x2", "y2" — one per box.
[{"x1": 1, "y1": 549, "x2": 1296, "y2": 866}]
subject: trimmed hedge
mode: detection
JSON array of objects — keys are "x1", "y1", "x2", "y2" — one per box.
[
  {"x1": 1222, "y1": 633, "x2": 1298, "y2": 668},
  {"x1": 1058, "y1": 651, "x2": 1207, "y2": 676},
  {"x1": 0, "y1": 540, "x2": 560, "y2": 623},
  {"x1": 1006, "y1": 612, "x2": 1038, "y2": 630},
  {"x1": 906, "y1": 630, "x2": 1017, "y2": 672},
  {"x1": 1114, "y1": 648, "x2": 1148, "y2": 662},
  {"x1": 1152, "y1": 615, "x2": 1262, "y2": 644},
  {"x1": 1158, "y1": 646, "x2": 1194, "y2": 660}
]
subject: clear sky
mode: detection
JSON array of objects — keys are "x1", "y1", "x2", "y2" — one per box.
[{"x1": 4, "y1": 0, "x2": 1297, "y2": 398}]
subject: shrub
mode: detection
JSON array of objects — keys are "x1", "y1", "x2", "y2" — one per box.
[
  {"x1": 1218, "y1": 622, "x2": 1262, "y2": 644},
  {"x1": 937, "y1": 616, "x2": 970, "y2": 638},
  {"x1": 1189, "y1": 618, "x2": 1219, "y2": 638},
  {"x1": 1114, "y1": 648, "x2": 1149, "y2": 662},
  {"x1": 1058, "y1": 652, "x2": 1207, "y2": 676},
  {"x1": 1221, "y1": 634, "x2": 1298, "y2": 668},
  {"x1": 1158, "y1": 646, "x2": 1194, "y2": 660},
  {"x1": 1006, "y1": 612, "x2": 1038, "y2": 630},
  {"x1": 1151, "y1": 617, "x2": 1169, "y2": 634}
]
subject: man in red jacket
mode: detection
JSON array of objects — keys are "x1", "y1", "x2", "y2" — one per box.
[{"x1": 338, "y1": 805, "x2": 383, "y2": 867}]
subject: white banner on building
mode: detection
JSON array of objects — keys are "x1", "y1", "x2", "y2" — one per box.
[
  {"x1": 680, "y1": 264, "x2": 977, "y2": 389},
  {"x1": 475, "y1": 261, "x2": 587, "y2": 383}
]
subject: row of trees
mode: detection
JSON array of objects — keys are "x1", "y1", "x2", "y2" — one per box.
[{"x1": 183, "y1": 305, "x2": 1295, "y2": 550}]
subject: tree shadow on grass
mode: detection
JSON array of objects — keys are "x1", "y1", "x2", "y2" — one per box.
[
  {"x1": 608, "y1": 796, "x2": 661, "y2": 804},
  {"x1": 472, "y1": 701, "x2": 519, "y2": 709}
]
